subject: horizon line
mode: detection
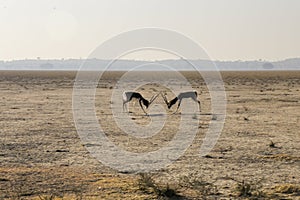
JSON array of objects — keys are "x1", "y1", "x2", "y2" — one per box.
[{"x1": 1, "y1": 57, "x2": 300, "y2": 63}]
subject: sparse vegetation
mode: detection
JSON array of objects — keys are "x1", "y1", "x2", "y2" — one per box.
[
  {"x1": 274, "y1": 184, "x2": 300, "y2": 194},
  {"x1": 234, "y1": 180, "x2": 265, "y2": 198},
  {"x1": 269, "y1": 140, "x2": 276, "y2": 148},
  {"x1": 38, "y1": 195, "x2": 56, "y2": 200},
  {"x1": 137, "y1": 173, "x2": 179, "y2": 198},
  {"x1": 192, "y1": 113, "x2": 197, "y2": 120},
  {"x1": 1, "y1": 71, "x2": 300, "y2": 199},
  {"x1": 212, "y1": 114, "x2": 217, "y2": 120},
  {"x1": 179, "y1": 172, "x2": 218, "y2": 197}
]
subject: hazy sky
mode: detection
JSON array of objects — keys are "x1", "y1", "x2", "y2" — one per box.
[{"x1": 0, "y1": 0, "x2": 299, "y2": 61}]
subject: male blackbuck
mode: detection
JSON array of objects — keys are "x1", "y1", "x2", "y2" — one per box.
[
  {"x1": 122, "y1": 91, "x2": 160, "y2": 115},
  {"x1": 161, "y1": 91, "x2": 201, "y2": 113}
]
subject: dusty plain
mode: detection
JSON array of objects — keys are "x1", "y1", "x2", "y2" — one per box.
[{"x1": 0, "y1": 71, "x2": 299, "y2": 199}]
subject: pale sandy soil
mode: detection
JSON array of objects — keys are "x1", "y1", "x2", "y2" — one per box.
[{"x1": 0, "y1": 71, "x2": 299, "y2": 199}]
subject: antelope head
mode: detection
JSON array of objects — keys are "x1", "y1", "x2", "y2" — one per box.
[
  {"x1": 161, "y1": 92, "x2": 179, "y2": 109},
  {"x1": 161, "y1": 92, "x2": 171, "y2": 109}
]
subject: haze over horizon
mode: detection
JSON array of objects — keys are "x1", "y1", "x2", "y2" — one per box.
[
  {"x1": 1, "y1": 0, "x2": 300, "y2": 61},
  {"x1": 1, "y1": 57, "x2": 300, "y2": 63}
]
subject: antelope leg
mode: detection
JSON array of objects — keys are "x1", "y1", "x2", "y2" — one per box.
[
  {"x1": 139, "y1": 100, "x2": 148, "y2": 115},
  {"x1": 173, "y1": 100, "x2": 181, "y2": 114}
]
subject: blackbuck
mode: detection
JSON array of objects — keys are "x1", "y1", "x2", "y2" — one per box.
[
  {"x1": 161, "y1": 91, "x2": 201, "y2": 113},
  {"x1": 122, "y1": 91, "x2": 160, "y2": 115}
]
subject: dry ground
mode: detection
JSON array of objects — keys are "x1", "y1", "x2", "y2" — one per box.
[{"x1": 0, "y1": 71, "x2": 299, "y2": 199}]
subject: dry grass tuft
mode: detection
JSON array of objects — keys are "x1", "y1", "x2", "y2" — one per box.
[
  {"x1": 274, "y1": 184, "x2": 300, "y2": 194},
  {"x1": 179, "y1": 172, "x2": 218, "y2": 198},
  {"x1": 234, "y1": 180, "x2": 265, "y2": 198},
  {"x1": 259, "y1": 154, "x2": 300, "y2": 161},
  {"x1": 137, "y1": 173, "x2": 179, "y2": 198}
]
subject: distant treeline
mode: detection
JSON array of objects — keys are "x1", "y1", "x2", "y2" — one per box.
[{"x1": 0, "y1": 58, "x2": 300, "y2": 71}]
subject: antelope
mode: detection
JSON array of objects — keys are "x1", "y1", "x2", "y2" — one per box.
[
  {"x1": 161, "y1": 91, "x2": 201, "y2": 113},
  {"x1": 122, "y1": 91, "x2": 160, "y2": 115}
]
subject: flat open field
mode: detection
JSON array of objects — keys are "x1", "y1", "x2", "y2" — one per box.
[{"x1": 0, "y1": 71, "x2": 299, "y2": 199}]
